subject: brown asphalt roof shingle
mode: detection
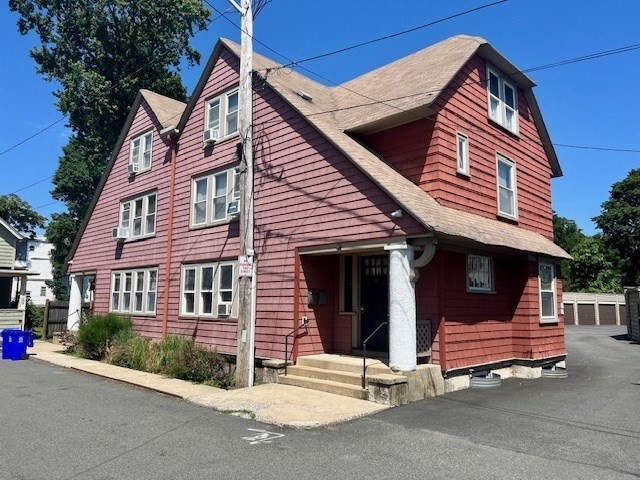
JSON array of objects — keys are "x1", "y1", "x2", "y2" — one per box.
[
  {"x1": 140, "y1": 89, "x2": 186, "y2": 130},
  {"x1": 222, "y1": 37, "x2": 569, "y2": 259}
]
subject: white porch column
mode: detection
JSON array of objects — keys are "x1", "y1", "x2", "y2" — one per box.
[
  {"x1": 67, "y1": 274, "x2": 83, "y2": 331},
  {"x1": 384, "y1": 242, "x2": 416, "y2": 372}
]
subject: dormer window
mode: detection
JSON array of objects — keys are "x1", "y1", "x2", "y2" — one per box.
[
  {"x1": 487, "y1": 65, "x2": 518, "y2": 134},
  {"x1": 130, "y1": 131, "x2": 153, "y2": 173}
]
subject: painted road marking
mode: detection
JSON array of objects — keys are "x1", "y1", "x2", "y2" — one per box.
[{"x1": 242, "y1": 428, "x2": 285, "y2": 445}]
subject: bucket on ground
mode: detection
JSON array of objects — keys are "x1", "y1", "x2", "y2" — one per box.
[{"x1": 1, "y1": 329, "x2": 34, "y2": 361}]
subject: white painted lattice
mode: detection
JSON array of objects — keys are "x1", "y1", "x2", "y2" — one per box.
[{"x1": 416, "y1": 320, "x2": 431, "y2": 357}]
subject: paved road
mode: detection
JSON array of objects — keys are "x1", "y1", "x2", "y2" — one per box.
[{"x1": 1, "y1": 326, "x2": 639, "y2": 479}]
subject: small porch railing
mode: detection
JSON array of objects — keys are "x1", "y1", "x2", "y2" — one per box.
[
  {"x1": 284, "y1": 317, "x2": 309, "y2": 376},
  {"x1": 361, "y1": 321, "x2": 388, "y2": 389}
]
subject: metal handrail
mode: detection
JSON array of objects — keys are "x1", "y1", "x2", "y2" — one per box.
[
  {"x1": 284, "y1": 317, "x2": 308, "y2": 376},
  {"x1": 362, "y1": 321, "x2": 388, "y2": 389}
]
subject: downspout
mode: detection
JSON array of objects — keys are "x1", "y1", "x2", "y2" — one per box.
[
  {"x1": 437, "y1": 252, "x2": 447, "y2": 372},
  {"x1": 292, "y1": 247, "x2": 301, "y2": 362},
  {"x1": 161, "y1": 131, "x2": 178, "y2": 338}
]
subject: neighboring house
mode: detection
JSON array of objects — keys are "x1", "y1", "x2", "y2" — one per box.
[
  {"x1": 14, "y1": 236, "x2": 55, "y2": 306},
  {"x1": 65, "y1": 35, "x2": 569, "y2": 387},
  {"x1": 0, "y1": 219, "x2": 38, "y2": 330}
]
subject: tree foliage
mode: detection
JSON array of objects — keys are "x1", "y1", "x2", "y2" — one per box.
[
  {"x1": 567, "y1": 236, "x2": 621, "y2": 293},
  {"x1": 0, "y1": 194, "x2": 46, "y2": 238},
  {"x1": 553, "y1": 212, "x2": 622, "y2": 292},
  {"x1": 594, "y1": 169, "x2": 640, "y2": 286},
  {"x1": 553, "y1": 211, "x2": 585, "y2": 254},
  {"x1": 10, "y1": 0, "x2": 210, "y2": 298}
]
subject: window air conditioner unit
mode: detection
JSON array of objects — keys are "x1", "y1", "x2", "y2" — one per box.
[
  {"x1": 227, "y1": 200, "x2": 240, "y2": 218},
  {"x1": 112, "y1": 227, "x2": 129, "y2": 241},
  {"x1": 217, "y1": 303, "x2": 231, "y2": 317},
  {"x1": 203, "y1": 128, "x2": 220, "y2": 145},
  {"x1": 128, "y1": 163, "x2": 140, "y2": 175}
]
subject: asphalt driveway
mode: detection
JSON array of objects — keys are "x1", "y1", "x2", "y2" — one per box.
[
  {"x1": 1, "y1": 326, "x2": 638, "y2": 479},
  {"x1": 372, "y1": 325, "x2": 640, "y2": 478}
]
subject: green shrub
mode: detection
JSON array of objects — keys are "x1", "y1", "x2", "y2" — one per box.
[
  {"x1": 104, "y1": 332, "x2": 232, "y2": 388},
  {"x1": 159, "y1": 336, "x2": 230, "y2": 387},
  {"x1": 25, "y1": 300, "x2": 44, "y2": 329},
  {"x1": 76, "y1": 314, "x2": 131, "y2": 360}
]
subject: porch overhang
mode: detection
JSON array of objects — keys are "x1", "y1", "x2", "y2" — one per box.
[
  {"x1": 297, "y1": 237, "x2": 436, "y2": 256},
  {"x1": 0, "y1": 269, "x2": 39, "y2": 278}
]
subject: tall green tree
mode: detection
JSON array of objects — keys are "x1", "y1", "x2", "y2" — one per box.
[
  {"x1": 553, "y1": 212, "x2": 586, "y2": 290},
  {"x1": 10, "y1": 0, "x2": 210, "y2": 297},
  {"x1": 568, "y1": 236, "x2": 621, "y2": 293},
  {"x1": 594, "y1": 169, "x2": 640, "y2": 286},
  {"x1": 0, "y1": 194, "x2": 46, "y2": 238}
]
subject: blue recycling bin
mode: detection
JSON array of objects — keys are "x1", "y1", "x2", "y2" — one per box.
[{"x1": 1, "y1": 329, "x2": 34, "y2": 361}]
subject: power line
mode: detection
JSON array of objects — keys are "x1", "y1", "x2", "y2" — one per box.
[
  {"x1": 0, "y1": 118, "x2": 66, "y2": 157},
  {"x1": 279, "y1": 0, "x2": 509, "y2": 69},
  {"x1": 0, "y1": 8, "x2": 227, "y2": 161},
  {"x1": 7, "y1": 176, "x2": 54, "y2": 195},
  {"x1": 209, "y1": 1, "x2": 640, "y2": 154}
]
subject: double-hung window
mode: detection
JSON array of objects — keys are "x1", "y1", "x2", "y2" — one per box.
[
  {"x1": 130, "y1": 131, "x2": 153, "y2": 172},
  {"x1": 496, "y1": 155, "x2": 517, "y2": 219},
  {"x1": 467, "y1": 254, "x2": 493, "y2": 292},
  {"x1": 111, "y1": 267, "x2": 157, "y2": 314},
  {"x1": 181, "y1": 261, "x2": 237, "y2": 318},
  {"x1": 487, "y1": 65, "x2": 518, "y2": 134},
  {"x1": 120, "y1": 192, "x2": 157, "y2": 239},
  {"x1": 192, "y1": 167, "x2": 240, "y2": 226},
  {"x1": 539, "y1": 262, "x2": 557, "y2": 323},
  {"x1": 206, "y1": 89, "x2": 239, "y2": 139},
  {"x1": 456, "y1": 132, "x2": 470, "y2": 176}
]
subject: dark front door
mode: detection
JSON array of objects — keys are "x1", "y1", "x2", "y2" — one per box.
[{"x1": 360, "y1": 254, "x2": 389, "y2": 352}]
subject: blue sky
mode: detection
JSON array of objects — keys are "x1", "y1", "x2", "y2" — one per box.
[{"x1": 1, "y1": 0, "x2": 638, "y2": 235}]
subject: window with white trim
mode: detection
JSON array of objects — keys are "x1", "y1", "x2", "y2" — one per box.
[
  {"x1": 487, "y1": 66, "x2": 518, "y2": 134},
  {"x1": 120, "y1": 192, "x2": 157, "y2": 239},
  {"x1": 111, "y1": 268, "x2": 157, "y2": 314},
  {"x1": 496, "y1": 155, "x2": 517, "y2": 219},
  {"x1": 539, "y1": 262, "x2": 557, "y2": 323},
  {"x1": 456, "y1": 132, "x2": 469, "y2": 176},
  {"x1": 206, "y1": 89, "x2": 239, "y2": 139},
  {"x1": 467, "y1": 254, "x2": 493, "y2": 292},
  {"x1": 191, "y1": 167, "x2": 240, "y2": 226},
  {"x1": 180, "y1": 261, "x2": 237, "y2": 318},
  {"x1": 130, "y1": 131, "x2": 153, "y2": 172}
]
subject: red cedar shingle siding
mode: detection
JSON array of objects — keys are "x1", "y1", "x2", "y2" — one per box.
[
  {"x1": 363, "y1": 54, "x2": 554, "y2": 240},
  {"x1": 71, "y1": 49, "x2": 423, "y2": 358},
  {"x1": 69, "y1": 42, "x2": 565, "y2": 368},
  {"x1": 69, "y1": 101, "x2": 173, "y2": 339}
]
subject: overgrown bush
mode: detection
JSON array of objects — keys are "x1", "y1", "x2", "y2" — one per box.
[
  {"x1": 105, "y1": 334, "x2": 232, "y2": 388},
  {"x1": 25, "y1": 300, "x2": 44, "y2": 329},
  {"x1": 76, "y1": 314, "x2": 131, "y2": 360}
]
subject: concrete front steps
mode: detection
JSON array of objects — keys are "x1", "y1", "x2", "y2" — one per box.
[{"x1": 278, "y1": 354, "x2": 406, "y2": 404}]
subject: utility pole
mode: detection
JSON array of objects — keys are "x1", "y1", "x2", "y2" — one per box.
[{"x1": 229, "y1": 0, "x2": 255, "y2": 388}]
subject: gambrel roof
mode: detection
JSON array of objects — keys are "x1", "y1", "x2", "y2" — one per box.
[
  {"x1": 67, "y1": 35, "x2": 569, "y2": 270},
  {"x1": 212, "y1": 37, "x2": 569, "y2": 259}
]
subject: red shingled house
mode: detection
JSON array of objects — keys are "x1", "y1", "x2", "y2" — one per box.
[{"x1": 65, "y1": 35, "x2": 569, "y2": 395}]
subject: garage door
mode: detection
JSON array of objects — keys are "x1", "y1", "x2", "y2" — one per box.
[
  {"x1": 577, "y1": 304, "x2": 596, "y2": 325},
  {"x1": 563, "y1": 303, "x2": 575, "y2": 325},
  {"x1": 598, "y1": 304, "x2": 617, "y2": 325}
]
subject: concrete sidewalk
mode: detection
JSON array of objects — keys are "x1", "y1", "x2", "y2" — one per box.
[{"x1": 27, "y1": 341, "x2": 387, "y2": 428}]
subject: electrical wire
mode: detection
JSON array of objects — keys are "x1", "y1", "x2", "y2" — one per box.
[
  {"x1": 0, "y1": 7, "x2": 228, "y2": 161},
  {"x1": 279, "y1": 0, "x2": 509, "y2": 69}
]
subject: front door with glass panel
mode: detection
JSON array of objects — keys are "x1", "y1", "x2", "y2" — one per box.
[{"x1": 360, "y1": 255, "x2": 389, "y2": 352}]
